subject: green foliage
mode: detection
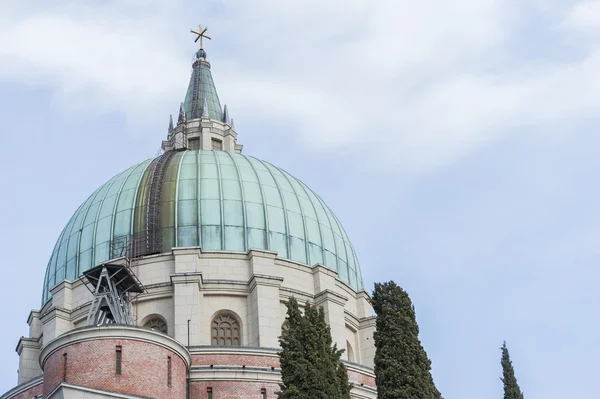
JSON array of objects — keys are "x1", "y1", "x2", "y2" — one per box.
[
  {"x1": 277, "y1": 297, "x2": 351, "y2": 399},
  {"x1": 501, "y1": 342, "x2": 524, "y2": 399},
  {"x1": 372, "y1": 281, "x2": 442, "y2": 399}
]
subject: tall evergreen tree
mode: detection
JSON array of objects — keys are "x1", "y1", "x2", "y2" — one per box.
[
  {"x1": 372, "y1": 281, "x2": 442, "y2": 399},
  {"x1": 278, "y1": 297, "x2": 351, "y2": 399},
  {"x1": 500, "y1": 342, "x2": 524, "y2": 399}
]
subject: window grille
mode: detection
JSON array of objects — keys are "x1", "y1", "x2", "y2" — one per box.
[
  {"x1": 211, "y1": 314, "x2": 240, "y2": 346},
  {"x1": 144, "y1": 317, "x2": 168, "y2": 334}
]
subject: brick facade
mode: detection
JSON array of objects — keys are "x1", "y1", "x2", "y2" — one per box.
[
  {"x1": 191, "y1": 353, "x2": 279, "y2": 368},
  {"x1": 190, "y1": 381, "x2": 279, "y2": 399},
  {"x1": 347, "y1": 367, "x2": 377, "y2": 389},
  {"x1": 7, "y1": 382, "x2": 42, "y2": 399},
  {"x1": 42, "y1": 338, "x2": 187, "y2": 398}
]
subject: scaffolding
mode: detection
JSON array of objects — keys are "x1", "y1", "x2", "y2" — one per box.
[
  {"x1": 83, "y1": 262, "x2": 145, "y2": 326},
  {"x1": 136, "y1": 151, "x2": 177, "y2": 257}
]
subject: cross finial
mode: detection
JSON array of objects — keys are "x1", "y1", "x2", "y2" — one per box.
[{"x1": 190, "y1": 24, "x2": 212, "y2": 48}]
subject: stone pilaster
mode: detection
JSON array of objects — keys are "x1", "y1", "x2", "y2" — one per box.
[
  {"x1": 314, "y1": 289, "x2": 348, "y2": 356},
  {"x1": 171, "y1": 273, "x2": 203, "y2": 346},
  {"x1": 16, "y1": 336, "x2": 42, "y2": 384},
  {"x1": 358, "y1": 316, "x2": 376, "y2": 368},
  {"x1": 248, "y1": 274, "x2": 284, "y2": 347}
]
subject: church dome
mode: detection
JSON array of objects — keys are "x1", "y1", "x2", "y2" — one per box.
[{"x1": 42, "y1": 150, "x2": 363, "y2": 303}]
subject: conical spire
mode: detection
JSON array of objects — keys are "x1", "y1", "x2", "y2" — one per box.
[
  {"x1": 177, "y1": 102, "x2": 186, "y2": 125},
  {"x1": 223, "y1": 104, "x2": 230, "y2": 124},
  {"x1": 168, "y1": 114, "x2": 174, "y2": 133},
  {"x1": 182, "y1": 49, "x2": 223, "y2": 121}
]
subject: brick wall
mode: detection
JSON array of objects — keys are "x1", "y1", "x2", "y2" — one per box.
[
  {"x1": 8, "y1": 382, "x2": 42, "y2": 399},
  {"x1": 43, "y1": 338, "x2": 187, "y2": 399},
  {"x1": 190, "y1": 381, "x2": 279, "y2": 399},
  {"x1": 347, "y1": 368, "x2": 376, "y2": 389},
  {"x1": 191, "y1": 353, "x2": 279, "y2": 368}
]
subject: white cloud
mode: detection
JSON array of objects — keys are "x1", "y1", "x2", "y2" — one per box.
[
  {"x1": 0, "y1": 0, "x2": 598, "y2": 174},
  {"x1": 564, "y1": 0, "x2": 600, "y2": 30}
]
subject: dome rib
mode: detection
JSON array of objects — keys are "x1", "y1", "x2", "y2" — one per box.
[
  {"x1": 109, "y1": 163, "x2": 140, "y2": 246},
  {"x1": 195, "y1": 150, "x2": 202, "y2": 246},
  {"x1": 245, "y1": 154, "x2": 271, "y2": 249},
  {"x1": 282, "y1": 169, "x2": 326, "y2": 267},
  {"x1": 226, "y1": 151, "x2": 249, "y2": 251},
  {"x1": 42, "y1": 151, "x2": 364, "y2": 304},
  {"x1": 173, "y1": 150, "x2": 188, "y2": 247},
  {"x1": 258, "y1": 158, "x2": 292, "y2": 259},
  {"x1": 90, "y1": 172, "x2": 124, "y2": 267},
  {"x1": 212, "y1": 150, "x2": 225, "y2": 249},
  {"x1": 74, "y1": 182, "x2": 108, "y2": 278},
  {"x1": 276, "y1": 165, "x2": 311, "y2": 265}
]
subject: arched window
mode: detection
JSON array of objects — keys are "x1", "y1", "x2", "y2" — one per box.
[
  {"x1": 346, "y1": 340, "x2": 355, "y2": 362},
  {"x1": 143, "y1": 316, "x2": 168, "y2": 334},
  {"x1": 211, "y1": 314, "x2": 241, "y2": 346}
]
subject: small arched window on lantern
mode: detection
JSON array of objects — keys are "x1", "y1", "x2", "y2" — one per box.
[{"x1": 211, "y1": 313, "x2": 241, "y2": 346}]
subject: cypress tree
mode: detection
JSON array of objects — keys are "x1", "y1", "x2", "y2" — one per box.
[
  {"x1": 278, "y1": 297, "x2": 351, "y2": 399},
  {"x1": 500, "y1": 342, "x2": 524, "y2": 399},
  {"x1": 372, "y1": 281, "x2": 442, "y2": 399}
]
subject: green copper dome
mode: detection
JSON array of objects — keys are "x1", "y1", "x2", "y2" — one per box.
[{"x1": 42, "y1": 150, "x2": 363, "y2": 303}]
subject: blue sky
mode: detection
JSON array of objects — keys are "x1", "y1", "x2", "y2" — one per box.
[{"x1": 1, "y1": 1, "x2": 599, "y2": 397}]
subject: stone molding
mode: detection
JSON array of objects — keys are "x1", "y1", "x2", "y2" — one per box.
[
  {"x1": 47, "y1": 383, "x2": 148, "y2": 399},
  {"x1": 314, "y1": 289, "x2": 349, "y2": 307},
  {"x1": 16, "y1": 335, "x2": 41, "y2": 354},
  {"x1": 39, "y1": 325, "x2": 191, "y2": 369},
  {"x1": 0, "y1": 376, "x2": 43, "y2": 399}
]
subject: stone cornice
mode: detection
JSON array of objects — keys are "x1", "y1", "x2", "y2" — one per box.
[
  {"x1": 358, "y1": 315, "x2": 377, "y2": 329},
  {"x1": 48, "y1": 383, "x2": 151, "y2": 399},
  {"x1": 49, "y1": 280, "x2": 73, "y2": 296},
  {"x1": 248, "y1": 274, "x2": 284, "y2": 291},
  {"x1": 0, "y1": 375, "x2": 42, "y2": 399},
  {"x1": 312, "y1": 264, "x2": 338, "y2": 278},
  {"x1": 247, "y1": 248, "x2": 278, "y2": 260},
  {"x1": 40, "y1": 325, "x2": 191, "y2": 370},
  {"x1": 344, "y1": 360, "x2": 375, "y2": 376},
  {"x1": 40, "y1": 306, "x2": 71, "y2": 324},
  {"x1": 189, "y1": 366, "x2": 281, "y2": 383},
  {"x1": 170, "y1": 272, "x2": 203, "y2": 289},
  {"x1": 314, "y1": 289, "x2": 349, "y2": 307},
  {"x1": 188, "y1": 345, "x2": 280, "y2": 357},
  {"x1": 27, "y1": 310, "x2": 41, "y2": 326},
  {"x1": 16, "y1": 335, "x2": 42, "y2": 354}
]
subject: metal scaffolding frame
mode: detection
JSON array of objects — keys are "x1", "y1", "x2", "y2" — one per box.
[{"x1": 83, "y1": 262, "x2": 145, "y2": 327}]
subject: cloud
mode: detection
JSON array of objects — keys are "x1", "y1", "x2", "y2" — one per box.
[
  {"x1": 0, "y1": 0, "x2": 598, "y2": 174},
  {"x1": 564, "y1": 0, "x2": 600, "y2": 31}
]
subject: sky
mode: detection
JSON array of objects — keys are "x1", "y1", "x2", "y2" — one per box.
[{"x1": 0, "y1": 0, "x2": 599, "y2": 397}]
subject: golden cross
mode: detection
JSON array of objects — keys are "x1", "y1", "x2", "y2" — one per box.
[{"x1": 190, "y1": 24, "x2": 212, "y2": 48}]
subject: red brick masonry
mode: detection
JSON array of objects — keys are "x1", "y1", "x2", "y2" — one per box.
[
  {"x1": 43, "y1": 338, "x2": 187, "y2": 399},
  {"x1": 191, "y1": 381, "x2": 279, "y2": 399},
  {"x1": 8, "y1": 382, "x2": 42, "y2": 399},
  {"x1": 192, "y1": 353, "x2": 280, "y2": 368}
]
